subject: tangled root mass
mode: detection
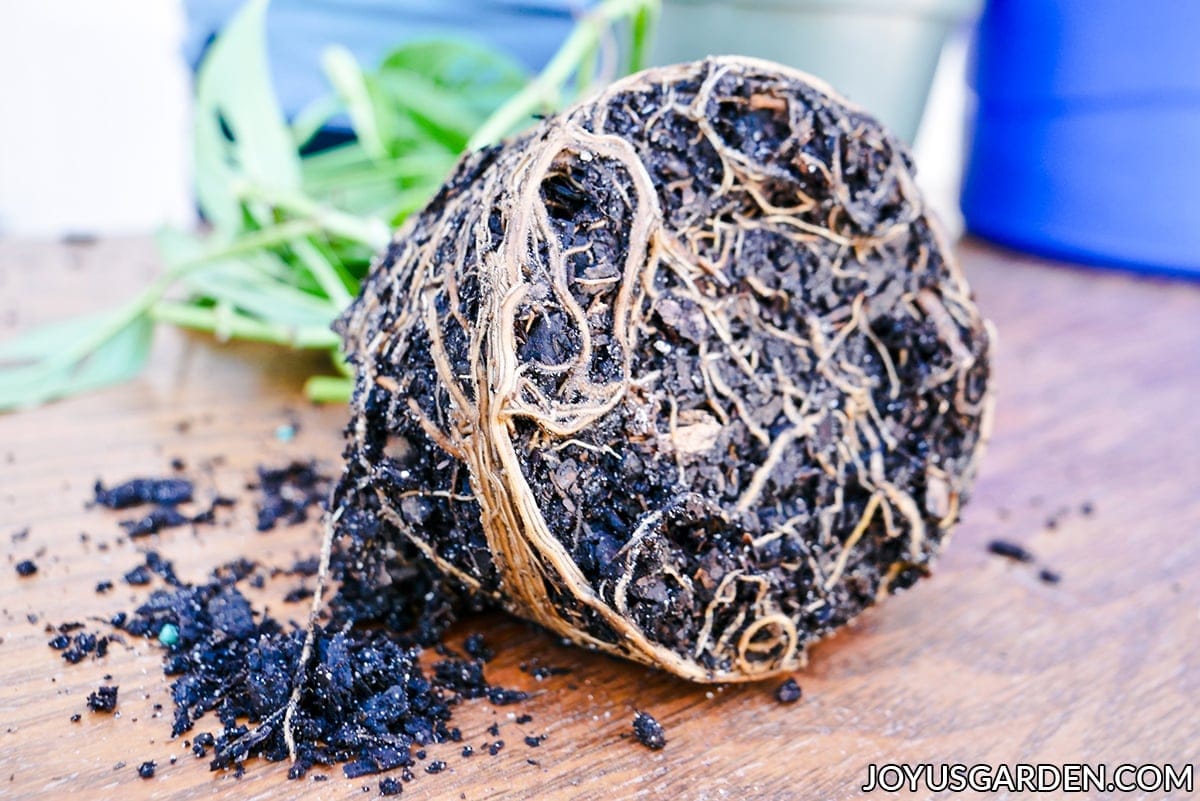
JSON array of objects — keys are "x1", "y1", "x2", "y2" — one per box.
[{"x1": 334, "y1": 57, "x2": 993, "y2": 682}]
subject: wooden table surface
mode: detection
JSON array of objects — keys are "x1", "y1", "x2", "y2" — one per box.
[{"x1": 1, "y1": 237, "x2": 1197, "y2": 800}]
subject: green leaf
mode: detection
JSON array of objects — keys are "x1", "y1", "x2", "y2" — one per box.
[
  {"x1": 0, "y1": 310, "x2": 115, "y2": 363},
  {"x1": 291, "y1": 94, "x2": 340, "y2": 150},
  {"x1": 380, "y1": 39, "x2": 528, "y2": 116},
  {"x1": 627, "y1": 1, "x2": 659, "y2": 74},
  {"x1": 321, "y1": 45, "x2": 388, "y2": 160},
  {"x1": 374, "y1": 39, "x2": 529, "y2": 153},
  {"x1": 180, "y1": 257, "x2": 339, "y2": 330},
  {"x1": 0, "y1": 312, "x2": 154, "y2": 411},
  {"x1": 194, "y1": 0, "x2": 300, "y2": 231}
]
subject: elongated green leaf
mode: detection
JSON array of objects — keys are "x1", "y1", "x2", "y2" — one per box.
[
  {"x1": 374, "y1": 71, "x2": 480, "y2": 152},
  {"x1": 321, "y1": 45, "x2": 388, "y2": 160},
  {"x1": 380, "y1": 39, "x2": 528, "y2": 116},
  {"x1": 194, "y1": 0, "x2": 300, "y2": 231},
  {"x1": 291, "y1": 94, "x2": 340, "y2": 150},
  {"x1": 181, "y1": 259, "x2": 339, "y2": 329},
  {"x1": 374, "y1": 39, "x2": 529, "y2": 154},
  {"x1": 0, "y1": 313, "x2": 154, "y2": 410},
  {"x1": 0, "y1": 310, "x2": 115, "y2": 363}
]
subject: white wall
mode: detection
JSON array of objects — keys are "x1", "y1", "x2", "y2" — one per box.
[
  {"x1": 0, "y1": 1, "x2": 970, "y2": 240},
  {"x1": 0, "y1": 0, "x2": 195, "y2": 238},
  {"x1": 913, "y1": 23, "x2": 972, "y2": 238}
]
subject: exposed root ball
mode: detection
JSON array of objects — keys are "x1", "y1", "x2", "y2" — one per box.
[{"x1": 335, "y1": 57, "x2": 994, "y2": 682}]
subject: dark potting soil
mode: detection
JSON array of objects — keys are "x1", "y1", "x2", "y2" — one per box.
[
  {"x1": 251, "y1": 461, "x2": 330, "y2": 531},
  {"x1": 45, "y1": 465, "x2": 530, "y2": 785},
  {"x1": 15, "y1": 559, "x2": 37, "y2": 576}
]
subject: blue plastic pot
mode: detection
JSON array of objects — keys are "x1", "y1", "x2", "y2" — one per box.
[{"x1": 961, "y1": 0, "x2": 1200, "y2": 278}]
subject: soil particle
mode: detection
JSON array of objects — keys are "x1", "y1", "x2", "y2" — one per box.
[
  {"x1": 137, "y1": 761, "x2": 156, "y2": 779},
  {"x1": 87, "y1": 685, "x2": 118, "y2": 713},
  {"x1": 14, "y1": 559, "x2": 36, "y2": 577},
  {"x1": 379, "y1": 776, "x2": 403, "y2": 795},
  {"x1": 59, "y1": 631, "x2": 108, "y2": 664},
  {"x1": 94, "y1": 478, "x2": 193, "y2": 510},
  {"x1": 987, "y1": 540, "x2": 1035, "y2": 563},
  {"x1": 632, "y1": 711, "x2": 665, "y2": 750},
  {"x1": 121, "y1": 506, "x2": 190, "y2": 538},
  {"x1": 123, "y1": 565, "x2": 152, "y2": 586},
  {"x1": 775, "y1": 678, "x2": 802, "y2": 704},
  {"x1": 463, "y1": 633, "x2": 492, "y2": 662},
  {"x1": 1038, "y1": 568, "x2": 1062, "y2": 585}
]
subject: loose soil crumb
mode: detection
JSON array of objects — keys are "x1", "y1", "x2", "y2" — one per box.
[
  {"x1": 252, "y1": 461, "x2": 330, "y2": 531},
  {"x1": 121, "y1": 507, "x2": 190, "y2": 538},
  {"x1": 986, "y1": 540, "x2": 1035, "y2": 563},
  {"x1": 1038, "y1": 568, "x2": 1062, "y2": 585},
  {"x1": 34, "y1": 465, "x2": 533, "y2": 790},
  {"x1": 632, "y1": 711, "x2": 666, "y2": 750},
  {"x1": 14, "y1": 559, "x2": 36, "y2": 576},
  {"x1": 87, "y1": 685, "x2": 119, "y2": 713},
  {"x1": 137, "y1": 761, "x2": 156, "y2": 779},
  {"x1": 94, "y1": 478, "x2": 193, "y2": 510},
  {"x1": 49, "y1": 480, "x2": 537, "y2": 788},
  {"x1": 775, "y1": 678, "x2": 802, "y2": 703}
]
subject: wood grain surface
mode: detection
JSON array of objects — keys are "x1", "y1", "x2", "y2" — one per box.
[{"x1": 1, "y1": 237, "x2": 1197, "y2": 800}]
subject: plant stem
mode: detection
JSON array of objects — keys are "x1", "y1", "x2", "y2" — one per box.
[
  {"x1": 468, "y1": 0, "x2": 660, "y2": 150},
  {"x1": 304, "y1": 375, "x2": 354, "y2": 403},
  {"x1": 237, "y1": 182, "x2": 392, "y2": 250},
  {"x1": 150, "y1": 301, "x2": 341, "y2": 349}
]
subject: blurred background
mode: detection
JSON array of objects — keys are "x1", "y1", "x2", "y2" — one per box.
[{"x1": 1, "y1": 0, "x2": 1196, "y2": 276}]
